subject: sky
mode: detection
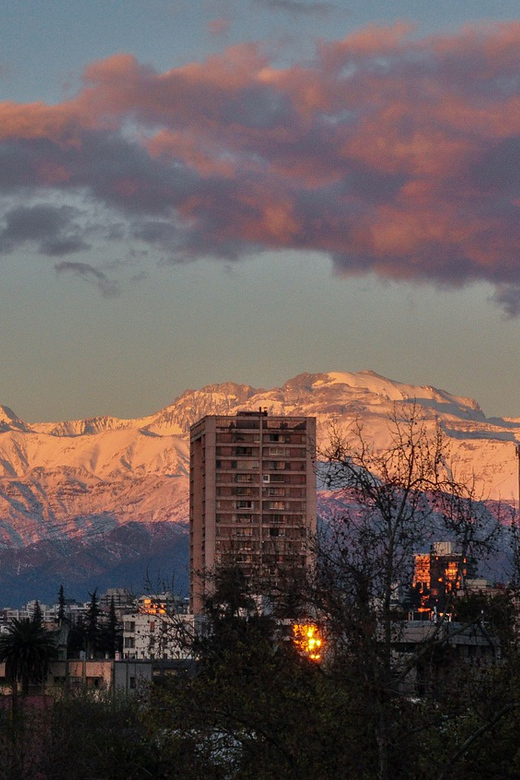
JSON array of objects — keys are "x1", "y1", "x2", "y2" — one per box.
[{"x1": 3, "y1": 1, "x2": 520, "y2": 422}]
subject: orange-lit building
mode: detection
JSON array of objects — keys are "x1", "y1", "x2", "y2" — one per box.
[
  {"x1": 189, "y1": 411, "x2": 317, "y2": 613},
  {"x1": 412, "y1": 541, "x2": 468, "y2": 615}
]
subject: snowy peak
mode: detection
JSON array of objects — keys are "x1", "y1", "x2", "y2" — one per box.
[
  {"x1": 313, "y1": 371, "x2": 484, "y2": 420},
  {"x1": 315, "y1": 370, "x2": 409, "y2": 400},
  {"x1": 40, "y1": 415, "x2": 135, "y2": 438},
  {"x1": 9, "y1": 372, "x2": 488, "y2": 443},
  {"x1": 142, "y1": 382, "x2": 260, "y2": 435},
  {"x1": 0, "y1": 405, "x2": 32, "y2": 434}
]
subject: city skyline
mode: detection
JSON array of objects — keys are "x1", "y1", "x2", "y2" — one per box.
[{"x1": 3, "y1": 2, "x2": 520, "y2": 422}]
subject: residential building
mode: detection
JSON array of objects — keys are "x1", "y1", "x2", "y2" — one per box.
[
  {"x1": 99, "y1": 588, "x2": 136, "y2": 619},
  {"x1": 0, "y1": 659, "x2": 152, "y2": 696},
  {"x1": 412, "y1": 541, "x2": 469, "y2": 616},
  {"x1": 123, "y1": 594, "x2": 200, "y2": 659},
  {"x1": 189, "y1": 410, "x2": 317, "y2": 613},
  {"x1": 391, "y1": 620, "x2": 500, "y2": 696}
]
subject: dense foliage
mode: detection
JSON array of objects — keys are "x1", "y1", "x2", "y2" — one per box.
[{"x1": 0, "y1": 586, "x2": 520, "y2": 778}]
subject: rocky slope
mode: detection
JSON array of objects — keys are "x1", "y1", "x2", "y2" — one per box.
[{"x1": 0, "y1": 371, "x2": 518, "y2": 604}]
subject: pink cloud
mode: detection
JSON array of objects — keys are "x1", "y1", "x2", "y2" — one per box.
[
  {"x1": 208, "y1": 17, "x2": 230, "y2": 37},
  {"x1": 4, "y1": 23, "x2": 520, "y2": 309}
]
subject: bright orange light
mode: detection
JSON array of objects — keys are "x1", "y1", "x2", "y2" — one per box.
[
  {"x1": 292, "y1": 623, "x2": 324, "y2": 662},
  {"x1": 140, "y1": 598, "x2": 167, "y2": 615}
]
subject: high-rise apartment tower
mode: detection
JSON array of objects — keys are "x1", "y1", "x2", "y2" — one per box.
[{"x1": 189, "y1": 411, "x2": 317, "y2": 613}]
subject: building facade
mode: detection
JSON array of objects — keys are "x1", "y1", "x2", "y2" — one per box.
[
  {"x1": 0, "y1": 659, "x2": 152, "y2": 696},
  {"x1": 412, "y1": 541, "x2": 468, "y2": 616},
  {"x1": 123, "y1": 612, "x2": 201, "y2": 660},
  {"x1": 189, "y1": 411, "x2": 317, "y2": 613}
]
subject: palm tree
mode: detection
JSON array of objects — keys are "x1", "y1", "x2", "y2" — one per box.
[{"x1": 0, "y1": 617, "x2": 57, "y2": 695}]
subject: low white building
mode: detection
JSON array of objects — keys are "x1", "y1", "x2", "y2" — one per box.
[{"x1": 123, "y1": 595, "x2": 201, "y2": 660}]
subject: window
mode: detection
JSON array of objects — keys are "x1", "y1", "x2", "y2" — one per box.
[
  {"x1": 235, "y1": 447, "x2": 253, "y2": 456},
  {"x1": 124, "y1": 621, "x2": 135, "y2": 632},
  {"x1": 237, "y1": 460, "x2": 259, "y2": 470}
]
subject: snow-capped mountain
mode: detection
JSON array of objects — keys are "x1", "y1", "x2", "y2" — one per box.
[{"x1": 0, "y1": 371, "x2": 518, "y2": 604}]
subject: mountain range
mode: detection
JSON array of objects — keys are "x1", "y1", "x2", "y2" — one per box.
[{"x1": 0, "y1": 370, "x2": 518, "y2": 605}]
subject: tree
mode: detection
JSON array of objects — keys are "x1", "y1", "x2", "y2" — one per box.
[
  {"x1": 40, "y1": 693, "x2": 160, "y2": 780},
  {"x1": 317, "y1": 407, "x2": 502, "y2": 779},
  {"x1": 149, "y1": 566, "x2": 356, "y2": 779},
  {"x1": 0, "y1": 617, "x2": 56, "y2": 695},
  {"x1": 57, "y1": 584, "x2": 66, "y2": 624},
  {"x1": 85, "y1": 589, "x2": 101, "y2": 659},
  {"x1": 32, "y1": 600, "x2": 43, "y2": 627},
  {"x1": 67, "y1": 614, "x2": 86, "y2": 658},
  {"x1": 99, "y1": 596, "x2": 122, "y2": 658}
]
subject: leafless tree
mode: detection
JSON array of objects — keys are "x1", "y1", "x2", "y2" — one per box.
[{"x1": 315, "y1": 405, "x2": 502, "y2": 780}]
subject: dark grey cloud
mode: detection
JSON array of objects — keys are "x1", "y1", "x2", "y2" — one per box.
[
  {"x1": 252, "y1": 0, "x2": 335, "y2": 14},
  {"x1": 0, "y1": 131, "x2": 201, "y2": 218},
  {"x1": 492, "y1": 285, "x2": 520, "y2": 318},
  {"x1": 472, "y1": 137, "x2": 520, "y2": 194},
  {"x1": 67, "y1": 131, "x2": 201, "y2": 217},
  {"x1": 0, "y1": 204, "x2": 89, "y2": 256},
  {"x1": 133, "y1": 220, "x2": 180, "y2": 246},
  {"x1": 54, "y1": 261, "x2": 120, "y2": 297}
]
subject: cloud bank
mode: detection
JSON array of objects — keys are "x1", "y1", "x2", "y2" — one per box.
[{"x1": 3, "y1": 23, "x2": 520, "y2": 310}]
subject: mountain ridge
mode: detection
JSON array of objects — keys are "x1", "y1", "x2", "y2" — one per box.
[{"x1": 0, "y1": 370, "x2": 517, "y2": 604}]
